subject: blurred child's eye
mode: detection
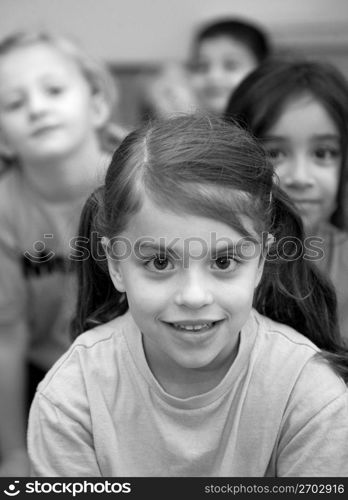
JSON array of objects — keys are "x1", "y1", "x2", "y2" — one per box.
[
  {"x1": 145, "y1": 255, "x2": 174, "y2": 272},
  {"x1": 191, "y1": 61, "x2": 209, "y2": 74},
  {"x1": 46, "y1": 85, "x2": 65, "y2": 96},
  {"x1": 224, "y1": 60, "x2": 238, "y2": 71},
  {"x1": 266, "y1": 148, "x2": 286, "y2": 161},
  {"x1": 314, "y1": 146, "x2": 341, "y2": 162},
  {"x1": 212, "y1": 256, "x2": 238, "y2": 272},
  {"x1": 2, "y1": 99, "x2": 24, "y2": 111},
  {"x1": 263, "y1": 146, "x2": 288, "y2": 168}
]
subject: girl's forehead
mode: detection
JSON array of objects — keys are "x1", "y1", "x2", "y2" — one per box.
[
  {"x1": 283, "y1": 92, "x2": 323, "y2": 110},
  {"x1": 0, "y1": 43, "x2": 89, "y2": 96},
  {"x1": 267, "y1": 93, "x2": 339, "y2": 135},
  {"x1": 0, "y1": 42, "x2": 80, "y2": 77},
  {"x1": 122, "y1": 195, "x2": 257, "y2": 243},
  {"x1": 197, "y1": 35, "x2": 256, "y2": 61}
]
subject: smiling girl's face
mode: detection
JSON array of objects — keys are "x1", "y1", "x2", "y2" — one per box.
[
  {"x1": 106, "y1": 195, "x2": 265, "y2": 394},
  {"x1": 262, "y1": 94, "x2": 341, "y2": 233},
  {"x1": 0, "y1": 42, "x2": 104, "y2": 164}
]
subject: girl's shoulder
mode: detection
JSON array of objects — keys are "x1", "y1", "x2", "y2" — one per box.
[
  {"x1": 36, "y1": 312, "x2": 134, "y2": 404},
  {"x1": 245, "y1": 311, "x2": 321, "y2": 390},
  {"x1": 250, "y1": 310, "x2": 347, "y2": 405},
  {"x1": 252, "y1": 309, "x2": 319, "y2": 356},
  {"x1": 68, "y1": 312, "x2": 132, "y2": 350},
  {"x1": 251, "y1": 310, "x2": 345, "y2": 388}
]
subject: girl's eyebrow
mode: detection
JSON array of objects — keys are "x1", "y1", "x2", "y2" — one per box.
[
  {"x1": 138, "y1": 238, "x2": 260, "y2": 259},
  {"x1": 211, "y1": 240, "x2": 260, "y2": 258},
  {"x1": 310, "y1": 134, "x2": 340, "y2": 141},
  {"x1": 261, "y1": 135, "x2": 287, "y2": 142},
  {"x1": 136, "y1": 241, "x2": 180, "y2": 259}
]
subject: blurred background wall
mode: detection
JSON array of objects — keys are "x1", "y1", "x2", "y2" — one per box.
[{"x1": 1, "y1": 0, "x2": 347, "y2": 128}]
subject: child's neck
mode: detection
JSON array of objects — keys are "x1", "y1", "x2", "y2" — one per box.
[
  {"x1": 143, "y1": 335, "x2": 240, "y2": 399},
  {"x1": 158, "y1": 361, "x2": 233, "y2": 399},
  {"x1": 19, "y1": 139, "x2": 109, "y2": 203}
]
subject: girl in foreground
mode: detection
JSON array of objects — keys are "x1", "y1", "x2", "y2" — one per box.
[{"x1": 28, "y1": 116, "x2": 348, "y2": 476}]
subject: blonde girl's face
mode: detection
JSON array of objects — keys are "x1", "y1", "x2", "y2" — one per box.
[
  {"x1": 107, "y1": 195, "x2": 265, "y2": 393},
  {"x1": 262, "y1": 94, "x2": 341, "y2": 233},
  {"x1": 0, "y1": 42, "x2": 106, "y2": 163},
  {"x1": 190, "y1": 36, "x2": 258, "y2": 115}
]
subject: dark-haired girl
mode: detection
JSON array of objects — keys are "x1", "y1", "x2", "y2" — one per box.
[
  {"x1": 28, "y1": 116, "x2": 348, "y2": 476},
  {"x1": 226, "y1": 59, "x2": 348, "y2": 342}
]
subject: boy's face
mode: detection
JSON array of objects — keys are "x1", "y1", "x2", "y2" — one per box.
[
  {"x1": 190, "y1": 35, "x2": 258, "y2": 115},
  {"x1": 106, "y1": 196, "x2": 265, "y2": 388},
  {"x1": 0, "y1": 43, "x2": 104, "y2": 163},
  {"x1": 262, "y1": 95, "x2": 341, "y2": 233}
]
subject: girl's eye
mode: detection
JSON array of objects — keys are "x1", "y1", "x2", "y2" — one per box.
[
  {"x1": 314, "y1": 146, "x2": 341, "y2": 162},
  {"x1": 191, "y1": 61, "x2": 209, "y2": 74},
  {"x1": 46, "y1": 85, "x2": 65, "y2": 96},
  {"x1": 145, "y1": 255, "x2": 174, "y2": 272},
  {"x1": 266, "y1": 148, "x2": 286, "y2": 162},
  {"x1": 224, "y1": 60, "x2": 238, "y2": 71},
  {"x1": 212, "y1": 256, "x2": 238, "y2": 272},
  {"x1": 2, "y1": 99, "x2": 24, "y2": 111}
]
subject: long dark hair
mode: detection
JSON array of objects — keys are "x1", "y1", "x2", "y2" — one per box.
[
  {"x1": 70, "y1": 187, "x2": 128, "y2": 337},
  {"x1": 71, "y1": 114, "x2": 348, "y2": 381},
  {"x1": 225, "y1": 58, "x2": 348, "y2": 229}
]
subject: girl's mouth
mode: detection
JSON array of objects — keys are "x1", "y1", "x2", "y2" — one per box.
[
  {"x1": 165, "y1": 320, "x2": 223, "y2": 333},
  {"x1": 31, "y1": 124, "x2": 62, "y2": 137}
]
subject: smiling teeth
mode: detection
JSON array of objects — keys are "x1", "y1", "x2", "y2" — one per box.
[{"x1": 173, "y1": 323, "x2": 213, "y2": 331}]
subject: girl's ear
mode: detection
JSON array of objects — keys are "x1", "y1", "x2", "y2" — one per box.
[
  {"x1": 101, "y1": 237, "x2": 126, "y2": 293},
  {"x1": 90, "y1": 92, "x2": 110, "y2": 130}
]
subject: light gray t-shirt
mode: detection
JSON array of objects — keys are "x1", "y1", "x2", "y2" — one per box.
[{"x1": 27, "y1": 309, "x2": 348, "y2": 477}]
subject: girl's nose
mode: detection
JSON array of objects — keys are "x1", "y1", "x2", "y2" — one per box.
[
  {"x1": 27, "y1": 91, "x2": 48, "y2": 117},
  {"x1": 174, "y1": 272, "x2": 214, "y2": 309},
  {"x1": 282, "y1": 155, "x2": 315, "y2": 189},
  {"x1": 206, "y1": 64, "x2": 225, "y2": 83}
]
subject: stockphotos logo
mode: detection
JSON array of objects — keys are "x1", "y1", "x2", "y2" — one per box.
[
  {"x1": 3, "y1": 481, "x2": 20, "y2": 496},
  {"x1": 2, "y1": 480, "x2": 131, "y2": 496}
]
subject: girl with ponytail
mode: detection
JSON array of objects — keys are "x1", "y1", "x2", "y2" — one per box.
[{"x1": 28, "y1": 115, "x2": 348, "y2": 477}]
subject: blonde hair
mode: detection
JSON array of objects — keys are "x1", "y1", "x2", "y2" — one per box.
[{"x1": 0, "y1": 29, "x2": 124, "y2": 154}]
